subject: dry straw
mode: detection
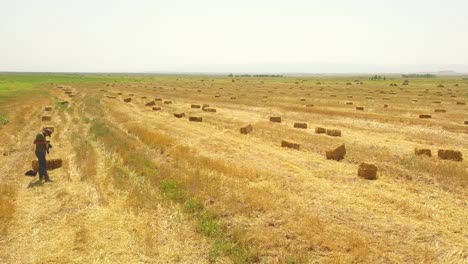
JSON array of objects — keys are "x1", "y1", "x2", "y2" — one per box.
[
  {"x1": 189, "y1": 117, "x2": 203, "y2": 122},
  {"x1": 240, "y1": 124, "x2": 253, "y2": 134},
  {"x1": 326, "y1": 129, "x2": 341, "y2": 137},
  {"x1": 293, "y1": 123, "x2": 307, "y2": 129},
  {"x1": 270, "y1": 117, "x2": 281, "y2": 123},
  {"x1": 281, "y1": 140, "x2": 300, "y2": 150},
  {"x1": 326, "y1": 144, "x2": 346, "y2": 161},
  {"x1": 315, "y1": 127, "x2": 326, "y2": 134},
  {"x1": 32, "y1": 159, "x2": 63, "y2": 171},
  {"x1": 414, "y1": 148, "x2": 431, "y2": 157},
  {"x1": 438, "y1": 149, "x2": 463, "y2": 162},
  {"x1": 358, "y1": 163, "x2": 378, "y2": 180}
]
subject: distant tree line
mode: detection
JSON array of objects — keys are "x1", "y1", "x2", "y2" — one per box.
[
  {"x1": 401, "y1": 74, "x2": 436, "y2": 78},
  {"x1": 228, "y1": 74, "x2": 283, "y2": 78},
  {"x1": 369, "y1": 75, "x2": 386, "y2": 80}
]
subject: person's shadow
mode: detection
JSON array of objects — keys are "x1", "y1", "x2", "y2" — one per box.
[{"x1": 27, "y1": 179, "x2": 43, "y2": 188}]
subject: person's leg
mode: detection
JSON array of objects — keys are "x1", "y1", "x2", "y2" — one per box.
[
  {"x1": 36, "y1": 151, "x2": 48, "y2": 181},
  {"x1": 35, "y1": 151, "x2": 44, "y2": 181}
]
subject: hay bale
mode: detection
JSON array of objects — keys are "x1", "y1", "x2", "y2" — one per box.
[
  {"x1": 230, "y1": 97, "x2": 236, "y2": 99},
  {"x1": 315, "y1": 127, "x2": 326, "y2": 134},
  {"x1": 164, "y1": 100, "x2": 172, "y2": 104},
  {"x1": 32, "y1": 159, "x2": 63, "y2": 172},
  {"x1": 205, "y1": 108, "x2": 216, "y2": 112},
  {"x1": 44, "y1": 106, "x2": 53, "y2": 111},
  {"x1": 191, "y1": 104, "x2": 201, "y2": 108},
  {"x1": 384, "y1": 104, "x2": 388, "y2": 108},
  {"x1": 60, "y1": 101, "x2": 69, "y2": 105},
  {"x1": 464, "y1": 121, "x2": 468, "y2": 125},
  {"x1": 456, "y1": 102, "x2": 466, "y2": 105},
  {"x1": 356, "y1": 107, "x2": 364, "y2": 111},
  {"x1": 68, "y1": 94, "x2": 75, "y2": 98},
  {"x1": 118, "y1": 92, "x2": 123, "y2": 95},
  {"x1": 357, "y1": 163, "x2": 378, "y2": 180},
  {"x1": 281, "y1": 140, "x2": 300, "y2": 150},
  {"x1": 124, "y1": 98, "x2": 132, "y2": 103},
  {"x1": 293, "y1": 123, "x2": 307, "y2": 129},
  {"x1": 240, "y1": 124, "x2": 253, "y2": 134},
  {"x1": 326, "y1": 129, "x2": 342, "y2": 137},
  {"x1": 305, "y1": 104, "x2": 314, "y2": 107},
  {"x1": 419, "y1": 114, "x2": 432, "y2": 119},
  {"x1": 434, "y1": 109, "x2": 446, "y2": 113},
  {"x1": 438, "y1": 149, "x2": 463, "y2": 162},
  {"x1": 42, "y1": 116, "x2": 51, "y2": 122},
  {"x1": 326, "y1": 144, "x2": 346, "y2": 161},
  {"x1": 152, "y1": 107, "x2": 161, "y2": 111},
  {"x1": 155, "y1": 98, "x2": 162, "y2": 101},
  {"x1": 189, "y1": 116, "x2": 203, "y2": 122},
  {"x1": 432, "y1": 100, "x2": 441, "y2": 104},
  {"x1": 202, "y1": 104, "x2": 210, "y2": 110},
  {"x1": 415, "y1": 148, "x2": 431, "y2": 157},
  {"x1": 65, "y1": 91, "x2": 72, "y2": 94},
  {"x1": 346, "y1": 102, "x2": 353, "y2": 105},
  {"x1": 174, "y1": 113, "x2": 185, "y2": 118},
  {"x1": 141, "y1": 96, "x2": 147, "y2": 99},
  {"x1": 270, "y1": 116, "x2": 281, "y2": 123},
  {"x1": 145, "y1": 101, "x2": 156, "y2": 107}
]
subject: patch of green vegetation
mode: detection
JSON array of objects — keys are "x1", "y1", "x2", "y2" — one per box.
[
  {"x1": 0, "y1": 73, "x2": 145, "y2": 103},
  {"x1": 0, "y1": 112, "x2": 9, "y2": 126},
  {"x1": 110, "y1": 165, "x2": 130, "y2": 190},
  {"x1": 160, "y1": 179, "x2": 257, "y2": 264},
  {"x1": 55, "y1": 101, "x2": 69, "y2": 111},
  {"x1": 160, "y1": 180, "x2": 186, "y2": 202},
  {"x1": 89, "y1": 120, "x2": 112, "y2": 138}
]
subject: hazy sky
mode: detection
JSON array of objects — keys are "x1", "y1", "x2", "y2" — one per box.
[{"x1": 1, "y1": 0, "x2": 467, "y2": 73}]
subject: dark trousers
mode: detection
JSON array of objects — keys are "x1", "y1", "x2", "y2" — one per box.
[{"x1": 35, "y1": 151, "x2": 49, "y2": 180}]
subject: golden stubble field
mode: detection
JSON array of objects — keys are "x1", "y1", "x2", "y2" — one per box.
[{"x1": 1, "y1": 75, "x2": 467, "y2": 263}]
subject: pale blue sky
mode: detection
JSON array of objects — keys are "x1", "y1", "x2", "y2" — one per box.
[{"x1": 1, "y1": 0, "x2": 467, "y2": 73}]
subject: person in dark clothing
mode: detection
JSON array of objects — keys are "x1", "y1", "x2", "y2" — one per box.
[{"x1": 33, "y1": 128, "x2": 53, "y2": 182}]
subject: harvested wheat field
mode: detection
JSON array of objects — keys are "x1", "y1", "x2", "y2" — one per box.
[{"x1": 1, "y1": 74, "x2": 467, "y2": 263}]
